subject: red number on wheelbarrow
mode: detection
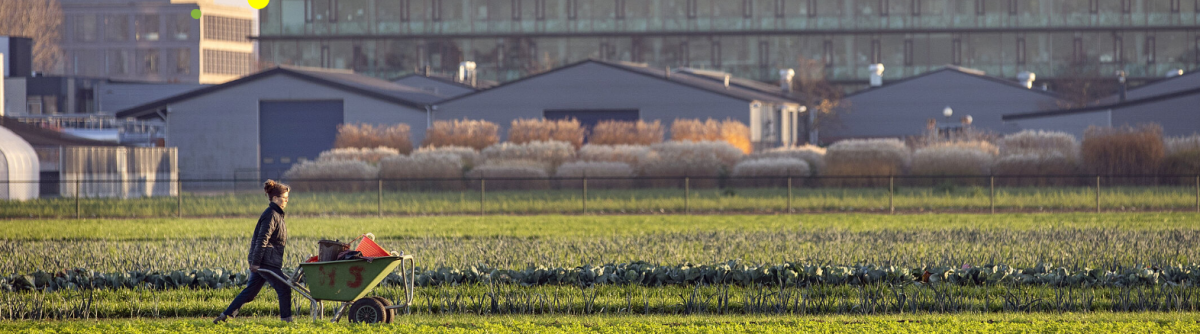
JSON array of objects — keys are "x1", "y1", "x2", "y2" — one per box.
[
  {"x1": 318, "y1": 266, "x2": 337, "y2": 287},
  {"x1": 347, "y1": 266, "x2": 365, "y2": 288}
]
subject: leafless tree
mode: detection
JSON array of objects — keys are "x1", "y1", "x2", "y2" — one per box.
[
  {"x1": 0, "y1": 0, "x2": 63, "y2": 74},
  {"x1": 792, "y1": 56, "x2": 845, "y2": 140}
]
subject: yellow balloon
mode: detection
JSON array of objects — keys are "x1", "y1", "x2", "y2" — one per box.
[{"x1": 248, "y1": 0, "x2": 270, "y2": 10}]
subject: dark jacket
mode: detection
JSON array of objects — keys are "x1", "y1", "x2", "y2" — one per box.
[{"x1": 248, "y1": 202, "x2": 288, "y2": 268}]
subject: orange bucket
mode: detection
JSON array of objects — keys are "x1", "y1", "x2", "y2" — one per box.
[{"x1": 355, "y1": 236, "x2": 390, "y2": 257}]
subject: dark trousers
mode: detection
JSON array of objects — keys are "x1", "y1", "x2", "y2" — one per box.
[{"x1": 222, "y1": 266, "x2": 293, "y2": 319}]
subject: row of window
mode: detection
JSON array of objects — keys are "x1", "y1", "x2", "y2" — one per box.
[
  {"x1": 70, "y1": 48, "x2": 192, "y2": 77},
  {"x1": 204, "y1": 16, "x2": 254, "y2": 42},
  {"x1": 70, "y1": 14, "x2": 193, "y2": 43},
  {"x1": 275, "y1": 0, "x2": 1199, "y2": 23},
  {"x1": 203, "y1": 50, "x2": 255, "y2": 75}
]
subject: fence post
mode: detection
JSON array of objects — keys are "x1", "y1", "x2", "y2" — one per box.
[
  {"x1": 787, "y1": 177, "x2": 793, "y2": 213},
  {"x1": 176, "y1": 179, "x2": 182, "y2": 218},
  {"x1": 75, "y1": 178, "x2": 81, "y2": 219},
  {"x1": 377, "y1": 178, "x2": 383, "y2": 217},
  {"x1": 1095, "y1": 175, "x2": 1101, "y2": 213},
  {"x1": 480, "y1": 177, "x2": 486, "y2": 216},
  {"x1": 582, "y1": 175, "x2": 588, "y2": 214},
  {"x1": 684, "y1": 177, "x2": 690, "y2": 215},
  {"x1": 888, "y1": 176, "x2": 894, "y2": 214},
  {"x1": 990, "y1": 176, "x2": 995, "y2": 214}
]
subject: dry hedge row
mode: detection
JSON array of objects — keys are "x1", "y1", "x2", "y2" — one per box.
[
  {"x1": 333, "y1": 123, "x2": 413, "y2": 154},
  {"x1": 508, "y1": 118, "x2": 585, "y2": 149}
]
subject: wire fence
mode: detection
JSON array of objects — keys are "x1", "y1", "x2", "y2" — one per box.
[{"x1": 2, "y1": 174, "x2": 1199, "y2": 218}]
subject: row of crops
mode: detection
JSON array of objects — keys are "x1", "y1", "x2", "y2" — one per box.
[{"x1": 2, "y1": 261, "x2": 1196, "y2": 293}]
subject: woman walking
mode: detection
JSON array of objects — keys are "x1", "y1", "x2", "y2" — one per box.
[{"x1": 214, "y1": 180, "x2": 293, "y2": 323}]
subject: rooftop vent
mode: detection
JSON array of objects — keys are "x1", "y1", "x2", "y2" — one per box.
[
  {"x1": 1018, "y1": 71, "x2": 1036, "y2": 89},
  {"x1": 868, "y1": 64, "x2": 884, "y2": 87}
]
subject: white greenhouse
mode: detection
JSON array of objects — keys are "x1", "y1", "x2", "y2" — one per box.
[{"x1": 0, "y1": 125, "x2": 39, "y2": 200}]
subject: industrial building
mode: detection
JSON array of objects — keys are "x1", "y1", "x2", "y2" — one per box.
[
  {"x1": 254, "y1": 0, "x2": 1199, "y2": 88},
  {"x1": 60, "y1": 0, "x2": 256, "y2": 84},
  {"x1": 115, "y1": 66, "x2": 448, "y2": 183},
  {"x1": 824, "y1": 65, "x2": 1065, "y2": 143},
  {"x1": 433, "y1": 59, "x2": 805, "y2": 148},
  {"x1": 1002, "y1": 81, "x2": 1200, "y2": 139}
]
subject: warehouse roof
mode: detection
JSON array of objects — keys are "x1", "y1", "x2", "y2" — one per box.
[
  {"x1": 1002, "y1": 85, "x2": 1200, "y2": 121},
  {"x1": 115, "y1": 66, "x2": 448, "y2": 119}
]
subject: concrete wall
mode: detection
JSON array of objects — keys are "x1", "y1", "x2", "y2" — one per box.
[
  {"x1": 165, "y1": 74, "x2": 426, "y2": 182},
  {"x1": 435, "y1": 62, "x2": 751, "y2": 139},
  {"x1": 825, "y1": 70, "x2": 1063, "y2": 143}
]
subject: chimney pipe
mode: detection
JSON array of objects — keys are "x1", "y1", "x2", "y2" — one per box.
[
  {"x1": 424, "y1": 65, "x2": 431, "y2": 77},
  {"x1": 457, "y1": 61, "x2": 477, "y2": 87},
  {"x1": 724, "y1": 74, "x2": 730, "y2": 89},
  {"x1": 665, "y1": 66, "x2": 671, "y2": 79},
  {"x1": 1018, "y1": 71, "x2": 1036, "y2": 89},
  {"x1": 1117, "y1": 70, "x2": 1127, "y2": 102},
  {"x1": 1167, "y1": 69, "x2": 1184, "y2": 77},
  {"x1": 869, "y1": 63, "x2": 885, "y2": 87},
  {"x1": 779, "y1": 69, "x2": 795, "y2": 94}
]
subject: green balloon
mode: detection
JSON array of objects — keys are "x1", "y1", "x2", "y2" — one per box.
[{"x1": 191, "y1": 9, "x2": 202, "y2": 20}]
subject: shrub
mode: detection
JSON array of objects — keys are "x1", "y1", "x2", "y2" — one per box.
[
  {"x1": 316, "y1": 147, "x2": 401, "y2": 165},
  {"x1": 281, "y1": 160, "x2": 379, "y2": 192},
  {"x1": 334, "y1": 123, "x2": 413, "y2": 154},
  {"x1": 670, "y1": 118, "x2": 753, "y2": 154},
  {"x1": 640, "y1": 141, "x2": 744, "y2": 188},
  {"x1": 1162, "y1": 135, "x2": 1200, "y2": 182},
  {"x1": 1081, "y1": 125, "x2": 1164, "y2": 180},
  {"x1": 823, "y1": 139, "x2": 910, "y2": 187},
  {"x1": 993, "y1": 152, "x2": 1079, "y2": 186},
  {"x1": 554, "y1": 161, "x2": 635, "y2": 188},
  {"x1": 379, "y1": 153, "x2": 464, "y2": 190},
  {"x1": 1000, "y1": 130, "x2": 1079, "y2": 158},
  {"x1": 577, "y1": 144, "x2": 651, "y2": 174},
  {"x1": 749, "y1": 145, "x2": 826, "y2": 176},
  {"x1": 508, "y1": 118, "x2": 585, "y2": 149},
  {"x1": 910, "y1": 141, "x2": 997, "y2": 186},
  {"x1": 589, "y1": 120, "x2": 664, "y2": 145},
  {"x1": 481, "y1": 140, "x2": 576, "y2": 174},
  {"x1": 465, "y1": 160, "x2": 550, "y2": 190},
  {"x1": 422, "y1": 119, "x2": 499, "y2": 150},
  {"x1": 413, "y1": 146, "x2": 482, "y2": 171},
  {"x1": 731, "y1": 158, "x2": 811, "y2": 187}
]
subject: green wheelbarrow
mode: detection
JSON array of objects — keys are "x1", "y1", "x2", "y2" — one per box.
[{"x1": 256, "y1": 254, "x2": 415, "y2": 323}]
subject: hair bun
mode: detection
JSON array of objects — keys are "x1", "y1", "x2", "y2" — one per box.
[{"x1": 263, "y1": 179, "x2": 290, "y2": 197}]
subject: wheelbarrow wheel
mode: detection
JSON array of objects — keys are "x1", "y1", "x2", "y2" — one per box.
[
  {"x1": 372, "y1": 297, "x2": 395, "y2": 323},
  {"x1": 347, "y1": 298, "x2": 390, "y2": 324}
]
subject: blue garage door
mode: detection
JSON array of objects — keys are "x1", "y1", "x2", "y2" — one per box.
[
  {"x1": 260, "y1": 100, "x2": 344, "y2": 181},
  {"x1": 544, "y1": 109, "x2": 639, "y2": 141}
]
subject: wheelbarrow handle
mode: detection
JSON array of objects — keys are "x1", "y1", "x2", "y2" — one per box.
[{"x1": 257, "y1": 268, "x2": 317, "y2": 304}]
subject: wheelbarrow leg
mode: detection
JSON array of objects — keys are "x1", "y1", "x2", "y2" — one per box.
[{"x1": 331, "y1": 301, "x2": 350, "y2": 323}]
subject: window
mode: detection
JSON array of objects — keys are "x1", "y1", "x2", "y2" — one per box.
[
  {"x1": 169, "y1": 48, "x2": 191, "y2": 74},
  {"x1": 617, "y1": 0, "x2": 626, "y2": 19},
  {"x1": 1121, "y1": 0, "x2": 1131, "y2": 13},
  {"x1": 1072, "y1": 37, "x2": 1083, "y2": 63},
  {"x1": 599, "y1": 40, "x2": 613, "y2": 60},
  {"x1": 911, "y1": 0, "x2": 920, "y2": 16},
  {"x1": 951, "y1": 38, "x2": 961, "y2": 65},
  {"x1": 975, "y1": 0, "x2": 985, "y2": 15},
  {"x1": 204, "y1": 16, "x2": 253, "y2": 42},
  {"x1": 775, "y1": 0, "x2": 785, "y2": 17},
  {"x1": 742, "y1": 0, "x2": 752, "y2": 18},
  {"x1": 569, "y1": 0, "x2": 578, "y2": 19},
  {"x1": 432, "y1": 0, "x2": 442, "y2": 21},
  {"x1": 136, "y1": 15, "x2": 160, "y2": 41},
  {"x1": 687, "y1": 0, "x2": 697, "y2": 18},
  {"x1": 871, "y1": 39, "x2": 881, "y2": 63},
  {"x1": 758, "y1": 40, "x2": 770, "y2": 66},
  {"x1": 169, "y1": 14, "x2": 192, "y2": 40},
  {"x1": 1089, "y1": 0, "x2": 1098, "y2": 13},
  {"x1": 1113, "y1": 35, "x2": 1123, "y2": 62},
  {"x1": 26, "y1": 96, "x2": 43, "y2": 115},
  {"x1": 1195, "y1": 36, "x2": 1200, "y2": 63},
  {"x1": 108, "y1": 50, "x2": 130, "y2": 75},
  {"x1": 1171, "y1": 0, "x2": 1180, "y2": 12},
  {"x1": 711, "y1": 39, "x2": 722, "y2": 67},
  {"x1": 1145, "y1": 36, "x2": 1156, "y2": 63},
  {"x1": 822, "y1": 39, "x2": 833, "y2": 66},
  {"x1": 679, "y1": 41, "x2": 690, "y2": 66},
  {"x1": 74, "y1": 14, "x2": 99, "y2": 42},
  {"x1": 1016, "y1": 37, "x2": 1026, "y2": 64},
  {"x1": 880, "y1": 0, "x2": 889, "y2": 15},
  {"x1": 106, "y1": 14, "x2": 129, "y2": 42},
  {"x1": 807, "y1": 0, "x2": 816, "y2": 17},
  {"x1": 903, "y1": 38, "x2": 913, "y2": 65},
  {"x1": 203, "y1": 49, "x2": 253, "y2": 75},
  {"x1": 512, "y1": 0, "x2": 521, "y2": 20},
  {"x1": 1008, "y1": 0, "x2": 1017, "y2": 15},
  {"x1": 536, "y1": 0, "x2": 546, "y2": 20},
  {"x1": 137, "y1": 49, "x2": 160, "y2": 75},
  {"x1": 307, "y1": 0, "x2": 331, "y2": 22},
  {"x1": 379, "y1": 0, "x2": 410, "y2": 21},
  {"x1": 352, "y1": 44, "x2": 368, "y2": 71}
]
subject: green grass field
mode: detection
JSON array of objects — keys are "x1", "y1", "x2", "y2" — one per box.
[
  {"x1": 4, "y1": 313, "x2": 1200, "y2": 333},
  {"x1": 3, "y1": 185, "x2": 1197, "y2": 218}
]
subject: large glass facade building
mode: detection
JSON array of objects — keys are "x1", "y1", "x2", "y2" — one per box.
[{"x1": 257, "y1": 0, "x2": 1200, "y2": 85}]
